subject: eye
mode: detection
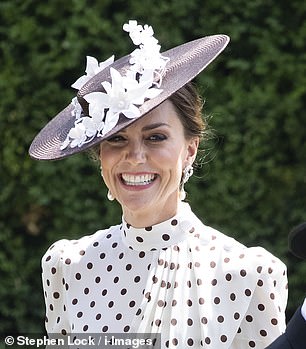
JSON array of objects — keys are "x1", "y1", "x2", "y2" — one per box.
[
  {"x1": 147, "y1": 134, "x2": 167, "y2": 142},
  {"x1": 107, "y1": 135, "x2": 126, "y2": 143}
]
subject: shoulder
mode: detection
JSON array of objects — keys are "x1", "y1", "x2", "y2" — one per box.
[
  {"x1": 192, "y1": 216, "x2": 287, "y2": 279},
  {"x1": 41, "y1": 224, "x2": 121, "y2": 268}
]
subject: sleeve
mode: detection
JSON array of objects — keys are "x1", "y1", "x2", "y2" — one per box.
[
  {"x1": 231, "y1": 247, "x2": 288, "y2": 349},
  {"x1": 41, "y1": 239, "x2": 71, "y2": 336}
]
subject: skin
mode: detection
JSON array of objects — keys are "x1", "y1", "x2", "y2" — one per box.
[{"x1": 99, "y1": 100, "x2": 199, "y2": 228}]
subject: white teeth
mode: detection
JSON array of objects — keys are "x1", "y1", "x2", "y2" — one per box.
[{"x1": 121, "y1": 173, "x2": 156, "y2": 186}]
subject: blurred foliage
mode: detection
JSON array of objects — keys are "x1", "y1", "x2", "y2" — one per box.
[{"x1": 0, "y1": 0, "x2": 305, "y2": 334}]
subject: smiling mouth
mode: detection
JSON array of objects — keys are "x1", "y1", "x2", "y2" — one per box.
[{"x1": 120, "y1": 173, "x2": 157, "y2": 186}]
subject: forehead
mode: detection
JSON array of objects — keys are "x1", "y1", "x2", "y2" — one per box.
[{"x1": 122, "y1": 100, "x2": 183, "y2": 132}]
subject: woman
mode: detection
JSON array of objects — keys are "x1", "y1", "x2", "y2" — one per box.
[{"x1": 30, "y1": 21, "x2": 288, "y2": 348}]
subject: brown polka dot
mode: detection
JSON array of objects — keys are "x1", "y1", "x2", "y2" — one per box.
[
  {"x1": 225, "y1": 273, "x2": 232, "y2": 281},
  {"x1": 197, "y1": 278, "x2": 203, "y2": 285},
  {"x1": 246, "y1": 315, "x2": 253, "y2": 322},
  {"x1": 220, "y1": 335, "x2": 227, "y2": 343},
  {"x1": 172, "y1": 300, "x2": 177, "y2": 306},
  {"x1": 249, "y1": 341, "x2": 256, "y2": 348},
  {"x1": 268, "y1": 267, "x2": 273, "y2": 274},
  {"x1": 260, "y1": 330, "x2": 267, "y2": 337},
  {"x1": 240, "y1": 269, "x2": 247, "y2": 277},
  {"x1": 136, "y1": 236, "x2": 143, "y2": 243},
  {"x1": 61, "y1": 329, "x2": 67, "y2": 335},
  {"x1": 199, "y1": 297, "x2": 205, "y2": 305},
  {"x1": 77, "y1": 311, "x2": 83, "y2": 318},
  {"x1": 84, "y1": 287, "x2": 89, "y2": 295},
  {"x1": 79, "y1": 250, "x2": 85, "y2": 255},
  {"x1": 205, "y1": 337, "x2": 211, "y2": 344},
  {"x1": 239, "y1": 254, "x2": 245, "y2": 259},
  {"x1": 75, "y1": 273, "x2": 81, "y2": 280},
  {"x1": 171, "y1": 219, "x2": 178, "y2": 226},
  {"x1": 258, "y1": 304, "x2": 265, "y2": 311},
  {"x1": 90, "y1": 301, "x2": 95, "y2": 308},
  {"x1": 270, "y1": 293, "x2": 275, "y2": 300},
  {"x1": 257, "y1": 266, "x2": 262, "y2": 273},
  {"x1": 210, "y1": 261, "x2": 216, "y2": 268},
  {"x1": 187, "y1": 299, "x2": 193, "y2": 306},
  {"x1": 102, "y1": 326, "x2": 108, "y2": 332},
  {"x1": 87, "y1": 262, "x2": 93, "y2": 269},
  {"x1": 72, "y1": 298, "x2": 78, "y2": 305},
  {"x1": 234, "y1": 312, "x2": 240, "y2": 320},
  {"x1": 170, "y1": 263, "x2": 176, "y2": 270},
  {"x1": 53, "y1": 292, "x2": 60, "y2": 299},
  {"x1": 100, "y1": 253, "x2": 106, "y2": 259},
  {"x1": 65, "y1": 258, "x2": 71, "y2": 265},
  {"x1": 158, "y1": 300, "x2": 164, "y2": 307},
  {"x1": 162, "y1": 234, "x2": 170, "y2": 241},
  {"x1": 145, "y1": 226, "x2": 152, "y2": 231},
  {"x1": 171, "y1": 319, "x2": 177, "y2": 326},
  {"x1": 245, "y1": 289, "x2": 252, "y2": 296},
  {"x1": 51, "y1": 267, "x2": 56, "y2": 274},
  {"x1": 187, "y1": 338, "x2": 193, "y2": 346},
  {"x1": 230, "y1": 293, "x2": 236, "y2": 301},
  {"x1": 214, "y1": 297, "x2": 220, "y2": 304},
  {"x1": 155, "y1": 319, "x2": 161, "y2": 326},
  {"x1": 171, "y1": 338, "x2": 178, "y2": 346},
  {"x1": 123, "y1": 325, "x2": 130, "y2": 332},
  {"x1": 187, "y1": 318, "x2": 193, "y2": 326},
  {"x1": 257, "y1": 279, "x2": 264, "y2": 287},
  {"x1": 201, "y1": 317, "x2": 208, "y2": 324},
  {"x1": 217, "y1": 315, "x2": 224, "y2": 323},
  {"x1": 271, "y1": 318, "x2": 278, "y2": 325}
]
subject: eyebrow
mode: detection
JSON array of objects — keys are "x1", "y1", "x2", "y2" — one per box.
[{"x1": 141, "y1": 122, "x2": 170, "y2": 131}]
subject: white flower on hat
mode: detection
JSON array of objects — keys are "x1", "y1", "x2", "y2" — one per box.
[
  {"x1": 71, "y1": 55, "x2": 114, "y2": 90},
  {"x1": 61, "y1": 20, "x2": 169, "y2": 150}
]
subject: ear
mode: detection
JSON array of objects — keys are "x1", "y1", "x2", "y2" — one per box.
[{"x1": 185, "y1": 137, "x2": 199, "y2": 165}]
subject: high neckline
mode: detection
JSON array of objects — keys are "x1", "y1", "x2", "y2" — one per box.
[{"x1": 121, "y1": 202, "x2": 195, "y2": 251}]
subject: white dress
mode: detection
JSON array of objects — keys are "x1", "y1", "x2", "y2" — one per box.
[{"x1": 42, "y1": 202, "x2": 288, "y2": 348}]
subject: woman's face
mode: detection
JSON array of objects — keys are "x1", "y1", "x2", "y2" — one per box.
[{"x1": 100, "y1": 100, "x2": 199, "y2": 227}]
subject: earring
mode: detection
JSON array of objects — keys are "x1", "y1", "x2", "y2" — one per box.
[
  {"x1": 182, "y1": 164, "x2": 194, "y2": 184},
  {"x1": 107, "y1": 190, "x2": 115, "y2": 201},
  {"x1": 179, "y1": 164, "x2": 193, "y2": 201}
]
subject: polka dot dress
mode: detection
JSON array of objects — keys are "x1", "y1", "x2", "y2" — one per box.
[{"x1": 42, "y1": 202, "x2": 288, "y2": 348}]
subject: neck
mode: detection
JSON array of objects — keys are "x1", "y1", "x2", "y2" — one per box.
[{"x1": 123, "y1": 199, "x2": 180, "y2": 228}]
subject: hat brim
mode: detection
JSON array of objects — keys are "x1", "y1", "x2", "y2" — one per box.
[{"x1": 29, "y1": 34, "x2": 230, "y2": 161}]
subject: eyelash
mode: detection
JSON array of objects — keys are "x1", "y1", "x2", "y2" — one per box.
[{"x1": 107, "y1": 134, "x2": 167, "y2": 143}]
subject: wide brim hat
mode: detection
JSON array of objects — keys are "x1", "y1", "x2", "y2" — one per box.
[
  {"x1": 288, "y1": 222, "x2": 306, "y2": 260},
  {"x1": 29, "y1": 22, "x2": 230, "y2": 161}
]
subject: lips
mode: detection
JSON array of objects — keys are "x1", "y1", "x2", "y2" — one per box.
[{"x1": 120, "y1": 173, "x2": 157, "y2": 186}]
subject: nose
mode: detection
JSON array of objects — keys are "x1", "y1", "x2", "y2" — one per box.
[{"x1": 124, "y1": 140, "x2": 146, "y2": 165}]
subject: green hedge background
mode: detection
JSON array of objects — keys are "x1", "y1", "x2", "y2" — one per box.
[{"x1": 1, "y1": 0, "x2": 305, "y2": 334}]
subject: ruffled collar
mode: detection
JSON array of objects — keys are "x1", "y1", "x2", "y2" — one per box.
[{"x1": 121, "y1": 202, "x2": 195, "y2": 251}]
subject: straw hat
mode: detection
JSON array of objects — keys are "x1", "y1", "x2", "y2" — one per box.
[{"x1": 29, "y1": 20, "x2": 229, "y2": 161}]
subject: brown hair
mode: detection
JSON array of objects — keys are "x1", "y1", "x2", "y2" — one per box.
[{"x1": 169, "y1": 81, "x2": 206, "y2": 140}]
